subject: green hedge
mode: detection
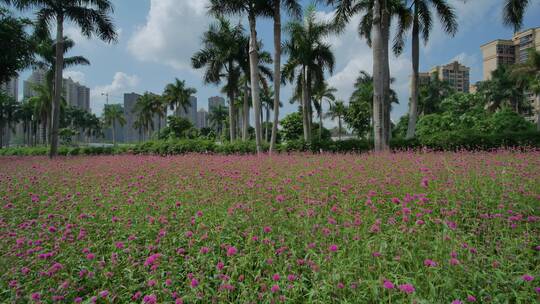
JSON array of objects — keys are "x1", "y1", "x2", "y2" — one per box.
[{"x1": 1, "y1": 131, "x2": 539, "y2": 156}]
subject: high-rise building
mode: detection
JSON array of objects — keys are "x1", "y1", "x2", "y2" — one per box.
[
  {"x1": 413, "y1": 61, "x2": 470, "y2": 93},
  {"x1": 63, "y1": 77, "x2": 90, "y2": 112},
  {"x1": 481, "y1": 27, "x2": 540, "y2": 125},
  {"x1": 481, "y1": 27, "x2": 540, "y2": 80},
  {"x1": 123, "y1": 92, "x2": 141, "y2": 143},
  {"x1": 197, "y1": 108, "x2": 208, "y2": 129},
  {"x1": 23, "y1": 69, "x2": 47, "y2": 99},
  {"x1": 176, "y1": 96, "x2": 197, "y2": 125},
  {"x1": 1, "y1": 76, "x2": 19, "y2": 100},
  {"x1": 430, "y1": 61, "x2": 470, "y2": 93},
  {"x1": 208, "y1": 96, "x2": 225, "y2": 111}
]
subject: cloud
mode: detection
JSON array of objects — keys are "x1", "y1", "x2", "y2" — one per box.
[
  {"x1": 64, "y1": 70, "x2": 86, "y2": 84},
  {"x1": 91, "y1": 72, "x2": 140, "y2": 115},
  {"x1": 127, "y1": 0, "x2": 210, "y2": 70}
]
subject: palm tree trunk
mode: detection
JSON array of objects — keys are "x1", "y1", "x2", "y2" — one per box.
[
  {"x1": 338, "y1": 116, "x2": 342, "y2": 140},
  {"x1": 242, "y1": 82, "x2": 249, "y2": 141},
  {"x1": 407, "y1": 5, "x2": 420, "y2": 139},
  {"x1": 372, "y1": 0, "x2": 385, "y2": 152},
  {"x1": 248, "y1": 12, "x2": 263, "y2": 153},
  {"x1": 50, "y1": 14, "x2": 64, "y2": 158},
  {"x1": 265, "y1": 105, "x2": 270, "y2": 142},
  {"x1": 319, "y1": 111, "x2": 323, "y2": 140},
  {"x1": 42, "y1": 120, "x2": 47, "y2": 145},
  {"x1": 112, "y1": 123, "x2": 116, "y2": 146},
  {"x1": 306, "y1": 68, "x2": 313, "y2": 141},
  {"x1": 301, "y1": 68, "x2": 309, "y2": 141},
  {"x1": 270, "y1": 1, "x2": 281, "y2": 153},
  {"x1": 382, "y1": 4, "x2": 391, "y2": 147}
]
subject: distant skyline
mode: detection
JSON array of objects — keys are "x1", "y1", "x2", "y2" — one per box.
[{"x1": 10, "y1": 0, "x2": 540, "y2": 124}]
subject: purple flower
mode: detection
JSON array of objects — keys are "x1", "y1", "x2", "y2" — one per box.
[
  {"x1": 383, "y1": 280, "x2": 394, "y2": 289},
  {"x1": 522, "y1": 274, "x2": 534, "y2": 282},
  {"x1": 329, "y1": 244, "x2": 338, "y2": 252},
  {"x1": 227, "y1": 246, "x2": 238, "y2": 256},
  {"x1": 398, "y1": 283, "x2": 415, "y2": 294}
]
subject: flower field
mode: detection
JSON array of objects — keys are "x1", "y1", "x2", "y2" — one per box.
[{"x1": 0, "y1": 151, "x2": 539, "y2": 303}]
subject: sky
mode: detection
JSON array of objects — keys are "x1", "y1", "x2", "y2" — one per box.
[{"x1": 12, "y1": 0, "x2": 540, "y2": 126}]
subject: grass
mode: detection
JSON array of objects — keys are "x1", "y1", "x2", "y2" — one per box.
[{"x1": 0, "y1": 150, "x2": 538, "y2": 303}]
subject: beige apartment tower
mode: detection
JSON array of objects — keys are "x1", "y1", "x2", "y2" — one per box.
[{"x1": 412, "y1": 61, "x2": 470, "y2": 93}]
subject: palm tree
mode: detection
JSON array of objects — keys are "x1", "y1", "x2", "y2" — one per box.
[
  {"x1": 5, "y1": 0, "x2": 117, "y2": 158},
  {"x1": 27, "y1": 82, "x2": 52, "y2": 144},
  {"x1": 209, "y1": 0, "x2": 273, "y2": 153},
  {"x1": 163, "y1": 78, "x2": 197, "y2": 120},
  {"x1": 269, "y1": 0, "x2": 301, "y2": 153},
  {"x1": 326, "y1": 100, "x2": 348, "y2": 140},
  {"x1": 512, "y1": 49, "x2": 540, "y2": 130},
  {"x1": 102, "y1": 104, "x2": 125, "y2": 146},
  {"x1": 327, "y1": 0, "x2": 411, "y2": 151},
  {"x1": 405, "y1": 0, "x2": 457, "y2": 139},
  {"x1": 478, "y1": 66, "x2": 528, "y2": 114},
  {"x1": 283, "y1": 5, "x2": 335, "y2": 142},
  {"x1": 503, "y1": 0, "x2": 533, "y2": 31},
  {"x1": 192, "y1": 16, "x2": 243, "y2": 142},
  {"x1": 0, "y1": 90, "x2": 19, "y2": 148},
  {"x1": 151, "y1": 95, "x2": 166, "y2": 134},
  {"x1": 208, "y1": 104, "x2": 228, "y2": 138},
  {"x1": 133, "y1": 92, "x2": 156, "y2": 140},
  {"x1": 312, "y1": 82, "x2": 337, "y2": 140},
  {"x1": 418, "y1": 72, "x2": 453, "y2": 115}
]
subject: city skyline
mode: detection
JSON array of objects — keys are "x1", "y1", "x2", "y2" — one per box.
[{"x1": 6, "y1": 0, "x2": 540, "y2": 123}]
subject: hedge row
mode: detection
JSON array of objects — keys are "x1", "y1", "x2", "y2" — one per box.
[{"x1": 1, "y1": 131, "x2": 539, "y2": 156}]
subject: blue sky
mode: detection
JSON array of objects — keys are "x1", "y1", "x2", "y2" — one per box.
[{"x1": 13, "y1": 0, "x2": 540, "y2": 125}]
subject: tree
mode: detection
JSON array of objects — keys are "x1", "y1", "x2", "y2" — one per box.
[
  {"x1": 5, "y1": 0, "x2": 118, "y2": 158},
  {"x1": 0, "y1": 90, "x2": 19, "y2": 147},
  {"x1": 312, "y1": 82, "x2": 336, "y2": 140},
  {"x1": 163, "y1": 78, "x2": 197, "y2": 119},
  {"x1": 26, "y1": 82, "x2": 53, "y2": 144},
  {"x1": 326, "y1": 100, "x2": 348, "y2": 140},
  {"x1": 0, "y1": 8, "x2": 34, "y2": 83},
  {"x1": 418, "y1": 71, "x2": 454, "y2": 115},
  {"x1": 269, "y1": 0, "x2": 301, "y2": 153},
  {"x1": 405, "y1": 0, "x2": 457, "y2": 139},
  {"x1": 512, "y1": 49, "x2": 540, "y2": 130},
  {"x1": 503, "y1": 0, "x2": 532, "y2": 31},
  {"x1": 133, "y1": 92, "x2": 156, "y2": 140},
  {"x1": 209, "y1": 0, "x2": 273, "y2": 153},
  {"x1": 192, "y1": 16, "x2": 243, "y2": 142},
  {"x1": 327, "y1": 0, "x2": 411, "y2": 151},
  {"x1": 102, "y1": 104, "x2": 125, "y2": 146},
  {"x1": 280, "y1": 112, "x2": 303, "y2": 141},
  {"x1": 208, "y1": 104, "x2": 228, "y2": 138},
  {"x1": 160, "y1": 116, "x2": 193, "y2": 140},
  {"x1": 477, "y1": 66, "x2": 528, "y2": 114},
  {"x1": 283, "y1": 5, "x2": 335, "y2": 142}
]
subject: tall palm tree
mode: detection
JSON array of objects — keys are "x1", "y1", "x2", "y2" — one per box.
[
  {"x1": 133, "y1": 92, "x2": 156, "y2": 140},
  {"x1": 503, "y1": 0, "x2": 532, "y2": 31},
  {"x1": 327, "y1": 0, "x2": 410, "y2": 151},
  {"x1": 269, "y1": 0, "x2": 301, "y2": 153},
  {"x1": 209, "y1": 0, "x2": 273, "y2": 153},
  {"x1": 27, "y1": 82, "x2": 52, "y2": 144},
  {"x1": 208, "y1": 104, "x2": 228, "y2": 138},
  {"x1": 192, "y1": 16, "x2": 243, "y2": 142},
  {"x1": 405, "y1": 0, "x2": 457, "y2": 139},
  {"x1": 326, "y1": 100, "x2": 347, "y2": 140},
  {"x1": 478, "y1": 66, "x2": 528, "y2": 114},
  {"x1": 312, "y1": 82, "x2": 337, "y2": 140},
  {"x1": 103, "y1": 104, "x2": 125, "y2": 146},
  {"x1": 5, "y1": 0, "x2": 117, "y2": 158},
  {"x1": 163, "y1": 78, "x2": 197, "y2": 120},
  {"x1": 283, "y1": 5, "x2": 335, "y2": 142},
  {"x1": 0, "y1": 90, "x2": 19, "y2": 148}
]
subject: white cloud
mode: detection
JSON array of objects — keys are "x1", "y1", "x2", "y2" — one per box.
[
  {"x1": 64, "y1": 70, "x2": 86, "y2": 84},
  {"x1": 127, "y1": 0, "x2": 210, "y2": 70},
  {"x1": 91, "y1": 72, "x2": 140, "y2": 115}
]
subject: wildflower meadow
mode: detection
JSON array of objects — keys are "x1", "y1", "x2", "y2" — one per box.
[{"x1": 0, "y1": 151, "x2": 539, "y2": 303}]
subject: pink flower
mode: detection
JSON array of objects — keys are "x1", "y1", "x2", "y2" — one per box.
[
  {"x1": 372, "y1": 251, "x2": 382, "y2": 257},
  {"x1": 271, "y1": 284, "x2": 280, "y2": 293},
  {"x1": 227, "y1": 246, "x2": 238, "y2": 256},
  {"x1": 398, "y1": 283, "x2": 415, "y2": 294},
  {"x1": 424, "y1": 259, "x2": 437, "y2": 267},
  {"x1": 216, "y1": 261, "x2": 224, "y2": 270},
  {"x1": 86, "y1": 253, "x2": 95, "y2": 260},
  {"x1": 329, "y1": 244, "x2": 338, "y2": 252},
  {"x1": 143, "y1": 294, "x2": 157, "y2": 304},
  {"x1": 31, "y1": 293, "x2": 41, "y2": 301},
  {"x1": 383, "y1": 280, "x2": 394, "y2": 289},
  {"x1": 287, "y1": 274, "x2": 296, "y2": 282},
  {"x1": 200, "y1": 247, "x2": 210, "y2": 254},
  {"x1": 147, "y1": 279, "x2": 156, "y2": 287},
  {"x1": 115, "y1": 242, "x2": 125, "y2": 249},
  {"x1": 191, "y1": 278, "x2": 199, "y2": 288},
  {"x1": 263, "y1": 226, "x2": 272, "y2": 233},
  {"x1": 272, "y1": 274, "x2": 280, "y2": 281},
  {"x1": 522, "y1": 274, "x2": 534, "y2": 282},
  {"x1": 144, "y1": 253, "x2": 161, "y2": 267},
  {"x1": 337, "y1": 282, "x2": 345, "y2": 289},
  {"x1": 276, "y1": 195, "x2": 285, "y2": 203},
  {"x1": 450, "y1": 258, "x2": 460, "y2": 266},
  {"x1": 99, "y1": 290, "x2": 109, "y2": 298},
  {"x1": 452, "y1": 300, "x2": 462, "y2": 304},
  {"x1": 466, "y1": 295, "x2": 476, "y2": 302},
  {"x1": 421, "y1": 177, "x2": 429, "y2": 188},
  {"x1": 165, "y1": 279, "x2": 172, "y2": 286},
  {"x1": 74, "y1": 297, "x2": 82, "y2": 303}
]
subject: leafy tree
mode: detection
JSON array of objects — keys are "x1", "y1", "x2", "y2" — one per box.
[
  {"x1": 102, "y1": 104, "x2": 125, "y2": 146},
  {"x1": 269, "y1": 0, "x2": 301, "y2": 153},
  {"x1": 133, "y1": 92, "x2": 157, "y2": 140},
  {"x1": 405, "y1": 0, "x2": 457, "y2": 139},
  {"x1": 326, "y1": 100, "x2": 348, "y2": 140},
  {"x1": 312, "y1": 82, "x2": 336, "y2": 140},
  {"x1": 418, "y1": 71, "x2": 454, "y2": 115},
  {"x1": 0, "y1": 90, "x2": 19, "y2": 147},
  {"x1": 280, "y1": 112, "x2": 303, "y2": 141},
  {"x1": 159, "y1": 116, "x2": 193, "y2": 140},
  {"x1": 512, "y1": 49, "x2": 540, "y2": 130},
  {"x1": 208, "y1": 104, "x2": 228, "y2": 138},
  {"x1": 0, "y1": 8, "x2": 34, "y2": 83},
  {"x1": 4, "y1": 0, "x2": 118, "y2": 157},
  {"x1": 209, "y1": 0, "x2": 273, "y2": 153},
  {"x1": 477, "y1": 66, "x2": 529, "y2": 114},
  {"x1": 163, "y1": 78, "x2": 197, "y2": 118},
  {"x1": 503, "y1": 0, "x2": 533, "y2": 31},
  {"x1": 282, "y1": 5, "x2": 335, "y2": 142}
]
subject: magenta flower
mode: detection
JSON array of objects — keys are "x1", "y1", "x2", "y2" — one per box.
[
  {"x1": 143, "y1": 294, "x2": 157, "y2": 304},
  {"x1": 276, "y1": 195, "x2": 285, "y2": 203},
  {"x1": 398, "y1": 283, "x2": 415, "y2": 294},
  {"x1": 424, "y1": 259, "x2": 438, "y2": 267},
  {"x1": 329, "y1": 244, "x2": 338, "y2": 252},
  {"x1": 263, "y1": 226, "x2": 272, "y2": 233},
  {"x1": 271, "y1": 284, "x2": 280, "y2": 293},
  {"x1": 287, "y1": 274, "x2": 296, "y2": 282},
  {"x1": 227, "y1": 246, "x2": 238, "y2": 256},
  {"x1": 31, "y1": 292, "x2": 41, "y2": 301},
  {"x1": 466, "y1": 295, "x2": 476, "y2": 302},
  {"x1": 191, "y1": 278, "x2": 199, "y2": 288},
  {"x1": 382, "y1": 280, "x2": 394, "y2": 289},
  {"x1": 86, "y1": 253, "x2": 95, "y2": 260},
  {"x1": 144, "y1": 253, "x2": 161, "y2": 267},
  {"x1": 272, "y1": 273, "x2": 280, "y2": 281},
  {"x1": 99, "y1": 290, "x2": 109, "y2": 298},
  {"x1": 522, "y1": 274, "x2": 534, "y2": 282}
]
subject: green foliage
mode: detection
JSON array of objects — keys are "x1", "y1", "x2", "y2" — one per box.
[
  {"x1": 345, "y1": 97, "x2": 371, "y2": 137},
  {"x1": 280, "y1": 112, "x2": 304, "y2": 141},
  {"x1": 0, "y1": 8, "x2": 34, "y2": 83},
  {"x1": 0, "y1": 145, "x2": 129, "y2": 156},
  {"x1": 159, "y1": 116, "x2": 194, "y2": 140}
]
